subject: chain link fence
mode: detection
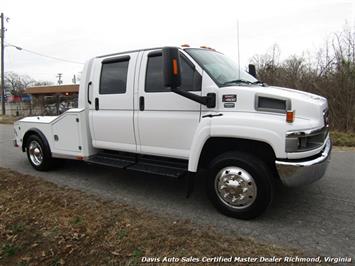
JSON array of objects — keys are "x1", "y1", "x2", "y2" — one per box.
[{"x1": 3, "y1": 94, "x2": 78, "y2": 117}]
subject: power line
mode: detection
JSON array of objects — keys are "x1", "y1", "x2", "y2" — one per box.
[{"x1": 5, "y1": 42, "x2": 84, "y2": 65}]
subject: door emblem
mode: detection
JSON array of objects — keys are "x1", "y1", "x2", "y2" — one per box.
[{"x1": 222, "y1": 94, "x2": 237, "y2": 102}]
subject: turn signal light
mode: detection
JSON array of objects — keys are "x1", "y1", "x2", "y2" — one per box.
[
  {"x1": 172, "y1": 59, "x2": 178, "y2": 75},
  {"x1": 286, "y1": 111, "x2": 295, "y2": 123}
]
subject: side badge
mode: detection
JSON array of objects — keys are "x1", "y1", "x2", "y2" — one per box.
[
  {"x1": 223, "y1": 94, "x2": 237, "y2": 108},
  {"x1": 222, "y1": 94, "x2": 237, "y2": 102},
  {"x1": 224, "y1": 103, "x2": 235, "y2": 108}
]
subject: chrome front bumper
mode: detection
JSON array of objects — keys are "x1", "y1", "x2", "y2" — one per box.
[{"x1": 275, "y1": 138, "x2": 332, "y2": 187}]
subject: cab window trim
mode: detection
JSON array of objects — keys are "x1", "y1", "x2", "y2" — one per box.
[{"x1": 99, "y1": 55, "x2": 130, "y2": 95}]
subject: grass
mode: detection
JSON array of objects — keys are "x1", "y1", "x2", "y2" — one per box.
[
  {"x1": 70, "y1": 216, "x2": 83, "y2": 226},
  {"x1": 1, "y1": 243, "x2": 20, "y2": 258},
  {"x1": 0, "y1": 167, "x2": 301, "y2": 265},
  {"x1": 330, "y1": 131, "x2": 355, "y2": 147},
  {"x1": 117, "y1": 229, "x2": 128, "y2": 240},
  {"x1": 0, "y1": 115, "x2": 21, "y2": 124},
  {"x1": 9, "y1": 223, "x2": 25, "y2": 234}
]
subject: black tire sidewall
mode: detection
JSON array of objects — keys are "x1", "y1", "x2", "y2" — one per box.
[
  {"x1": 26, "y1": 135, "x2": 52, "y2": 171},
  {"x1": 207, "y1": 151, "x2": 274, "y2": 219}
]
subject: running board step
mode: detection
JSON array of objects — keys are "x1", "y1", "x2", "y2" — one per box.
[
  {"x1": 87, "y1": 151, "x2": 135, "y2": 168},
  {"x1": 126, "y1": 162, "x2": 186, "y2": 178},
  {"x1": 127, "y1": 155, "x2": 188, "y2": 178},
  {"x1": 87, "y1": 151, "x2": 188, "y2": 178}
]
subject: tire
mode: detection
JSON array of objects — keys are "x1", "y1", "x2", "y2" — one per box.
[
  {"x1": 206, "y1": 151, "x2": 274, "y2": 219},
  {"x1": 26, "y1": 134, "x2": 54, "y2": 171}
]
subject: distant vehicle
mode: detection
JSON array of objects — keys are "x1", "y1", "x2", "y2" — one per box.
[
  {"x1": 14, "y1": 46, "x2": 331, "y2": 219},
  {"x1": 7, "y1": 95, "x2": 21, "y2": 103},
  {"x1": 0, "y1": 95, "x2": 7, "y2": 102},
  {"x1": 21, "y1": 94, "x2": 32, "y2": 102}
]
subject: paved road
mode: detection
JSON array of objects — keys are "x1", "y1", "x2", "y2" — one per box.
[{"x1": 0, "y1": 124, "x2": 354, "y2": 258}]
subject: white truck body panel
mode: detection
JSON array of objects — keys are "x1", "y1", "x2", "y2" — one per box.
[
  {"x1": 52, "y1": 114, "x2": 81, "y2": 152},
  {"x1": 135, "y1": 50, "x2": 202, "y2": 159},
  {"x1": 14, "y1": 108, "x2": 92, "y2": 159},
  {"x1": 89, "y1": 52, "x2": 139, "y2": 153}
]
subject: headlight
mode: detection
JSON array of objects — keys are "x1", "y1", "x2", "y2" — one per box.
[{"x1": 286, "y1": 126, "x2": 328, "y2": 152}]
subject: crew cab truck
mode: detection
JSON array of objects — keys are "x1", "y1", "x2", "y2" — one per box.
[{"x1": 14, "y1": 46, "x2": 331, "y2": 219}]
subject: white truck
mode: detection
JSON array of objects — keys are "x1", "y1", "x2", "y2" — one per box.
[{"x1": 14, "y1": 46, "x2": 331, "y2": 219}]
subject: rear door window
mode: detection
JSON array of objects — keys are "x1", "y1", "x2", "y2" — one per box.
[{"x1": 100, "y1": 57, "x2": 130, "y2": 94}]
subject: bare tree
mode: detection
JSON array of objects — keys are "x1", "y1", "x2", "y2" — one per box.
[
  {"x1": 33, "y1": 80, "x2": 54, "y2": 86},
  {"x1": 250, "y1": 27, "x2": 355, "y2": 132},
  {"x1": 251, "y1": 44, "x2": 281, "y2": 84},
  {"x1": 5, "y1": 72, "x2": 35, "y2": 96}
]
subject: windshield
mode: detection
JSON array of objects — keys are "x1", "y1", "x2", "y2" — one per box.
[{"x1": 185, "y1": 48, "x2": 258, "y2": 87}]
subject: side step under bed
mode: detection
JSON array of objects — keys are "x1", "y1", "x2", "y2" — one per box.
[{"x1": 86, "y1": 150, "x2": 188, "y2": 178}]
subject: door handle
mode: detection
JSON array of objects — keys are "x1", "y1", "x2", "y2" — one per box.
[
  {"x1": 87, "y1": 81, "x2": 92, "y2": 104},
  {"x1": 139, "y1": 96, "x2": 144, "y2": 111},
  {"x1": 95, "y1": 98, "x2": 99, "y2": 110}
]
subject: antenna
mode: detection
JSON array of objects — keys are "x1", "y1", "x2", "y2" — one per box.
[{"x1": 237, "y1": 19, "x2": 241, "y2": 79}]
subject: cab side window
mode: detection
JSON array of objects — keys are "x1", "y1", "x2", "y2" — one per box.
[
  {"x1": 145, "y1": 53, "x2": 201, "y2": 92},
  {"x1": 100, "y1": 57, "x2": 130, "y2": 94}
]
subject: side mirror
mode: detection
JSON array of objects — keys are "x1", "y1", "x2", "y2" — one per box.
[
  {"x1": 248, "y1": 64, "x2": 257, "y2": 78},
  {"x1": 162, "y1": 46, "x2": 216, "y2": 108},
  {"x1": 163, "y1": 47, "x2": 181, "y2": 89}
]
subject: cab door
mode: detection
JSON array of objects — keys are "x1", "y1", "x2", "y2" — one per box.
[
  {"x1": 136, "y1": 50, "x2": 202, "y2": 159},
  {"x1": 89, "y1": 52, "x2": 138, "y2": 152}
]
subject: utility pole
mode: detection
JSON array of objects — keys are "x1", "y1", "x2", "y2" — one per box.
[
  {"x1": 72, "y1": 74, "x2": 76, "y2": 84},
  {"x1": 57, "y1": 73, "x2": 63, "y2": 85},
  {"x1": 1, "y1": 13, "x2": 5, "y2": 115}
]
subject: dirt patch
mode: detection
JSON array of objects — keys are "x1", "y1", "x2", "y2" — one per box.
[{"x1": 0, "y1": 168, "x2": 301, "y2": 265}]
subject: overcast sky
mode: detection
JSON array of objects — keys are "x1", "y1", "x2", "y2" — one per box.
[{"x1": 1, "y1": 0, "x2": 354, "y2": 84}]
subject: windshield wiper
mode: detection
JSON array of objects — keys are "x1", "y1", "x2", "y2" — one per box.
[
  {"x1": 222, "y1": 79, "x2": 253, "y2": 86},
  {"x1": 252, "y1": 80, "x2": 267, "y2": 86}
]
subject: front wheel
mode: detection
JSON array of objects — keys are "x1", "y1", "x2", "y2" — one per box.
[{"x1": 207, "y1": 151, "x2": 274, "y2": 219}]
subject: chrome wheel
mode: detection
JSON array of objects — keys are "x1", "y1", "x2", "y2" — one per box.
[
  {"x1": 28, "y1": 140, "x2": 43, "y2": 166},
  {"x1": 215, "y1": 166, "x2": 257, "y2": 209}
]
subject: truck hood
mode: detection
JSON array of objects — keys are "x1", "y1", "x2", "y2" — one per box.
[
  {"x1": 264, "y1": 86, "x2": 326, "y2": 104},
  {"x1": 259, "y1": 86, "x2": 328, "y2": 119},
  {"x1": 217, "y1": 85, "x2": 328, "y2": 126}
]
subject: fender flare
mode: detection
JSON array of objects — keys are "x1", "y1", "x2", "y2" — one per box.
[
  {"x1": 188, "y1": 125, "x2": 284, "y2": 172},
  {"x1": 22, "y1": 128, "x2": 51, "y2": 154}
]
